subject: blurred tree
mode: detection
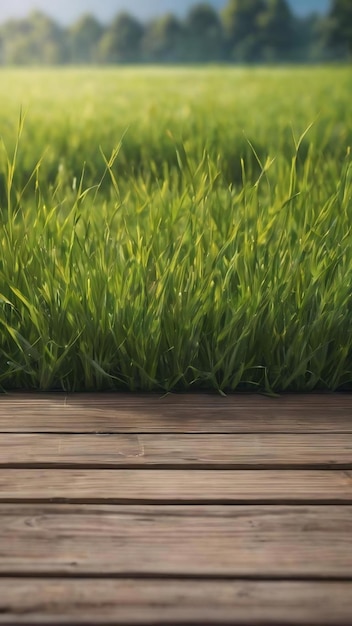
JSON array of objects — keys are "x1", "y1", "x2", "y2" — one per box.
[
  {"x1": 0, "y1": 4, "x2": 331, "y2": 66},
  {"x1": 325, "y1": 0, "x2": 352, "y2": 58},
  {"x1": 98, "y1": 13, "x2": 144, "y2": 63},
  {"x1": 222, "y1": 0, "x2": 266, "y2": 61},
  {"x1": 258, "y1": 0, "x2": 295, "y2": 61},
  {"x1": 68, "y1": 14, "x2": 103, "y2": 64},
  {"x1": 0, "y1": 30, "x2": 3, "y2": 65},
  {"x1": 184, "y1": 3, "x2": 224, "y2": 62},
  {"x1": 1, "y1": 11, "x2": 67, "y2": 64},
  {"x1": 142, "y1": 14, "x2": 184, "y2": 63},
  {"x1": 295, "y1": 14, "x2": 328, "y2": 62}
]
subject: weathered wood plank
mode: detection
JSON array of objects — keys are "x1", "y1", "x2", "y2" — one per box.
[
  {"x1": 0, "y1": 433, "x2": 351, "y2": 468},
  {"x1": 0, "y1": 505, "x2": 351, "y2": 577},
  {"x1": 1, "y1": 579, "x2": 352, "y2": 625},
  {"x1": 0, "y1": 393, "x2": 351, "y2": 433},
  {"x1": 0, "y1": 469, "x2": 351, "y2": 503}
]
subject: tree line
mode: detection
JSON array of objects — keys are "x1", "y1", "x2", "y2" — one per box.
[{"x1": 0, "y1": 0, "x2": 350, "y2": 65}]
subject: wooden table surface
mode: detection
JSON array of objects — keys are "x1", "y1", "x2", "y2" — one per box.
[{"x1": 0, "y1": 392, "x2": 351, "y2": 625}]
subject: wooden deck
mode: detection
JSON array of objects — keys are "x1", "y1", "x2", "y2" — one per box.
[{"x1": 0, "y1": 392, "x2": 352, "y2": 625}]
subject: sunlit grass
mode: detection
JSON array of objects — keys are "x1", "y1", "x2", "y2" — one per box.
[{"x1": 0, "y1": 67, "x2": 351, "y2": 393}]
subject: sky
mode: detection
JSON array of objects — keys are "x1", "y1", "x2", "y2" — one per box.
[{"x1": 0, "y1": 0, "x2": 330, "y2": 24}]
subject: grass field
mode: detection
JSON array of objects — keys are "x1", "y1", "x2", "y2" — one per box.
[{"x1": 0, "y1": 66, "x2": 351, "y2": 393}]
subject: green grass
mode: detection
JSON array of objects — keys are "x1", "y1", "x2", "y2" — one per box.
[{"x1": 0, "y1": 66, "x2": 351, "y2": 393}]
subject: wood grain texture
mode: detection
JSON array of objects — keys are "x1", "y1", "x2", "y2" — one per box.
[
  {"x1": 0, "y1": 433, "x2": 351, "y2": 468},
  {"x1": 0, "y1": 469, "x2": 351, "y2": 503},
  {"x1": 0, "y1": 504, "x2": 351, "y2": 577},
  {"x1": 1, "y1": 579, "x2": 352, "y2": 625},
  {"x1": 0, "y1": 393, "x2": 351, "y2": 433},
  {"x1": 1, "y1": 394, "x2": 352, "y2": 625}
]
